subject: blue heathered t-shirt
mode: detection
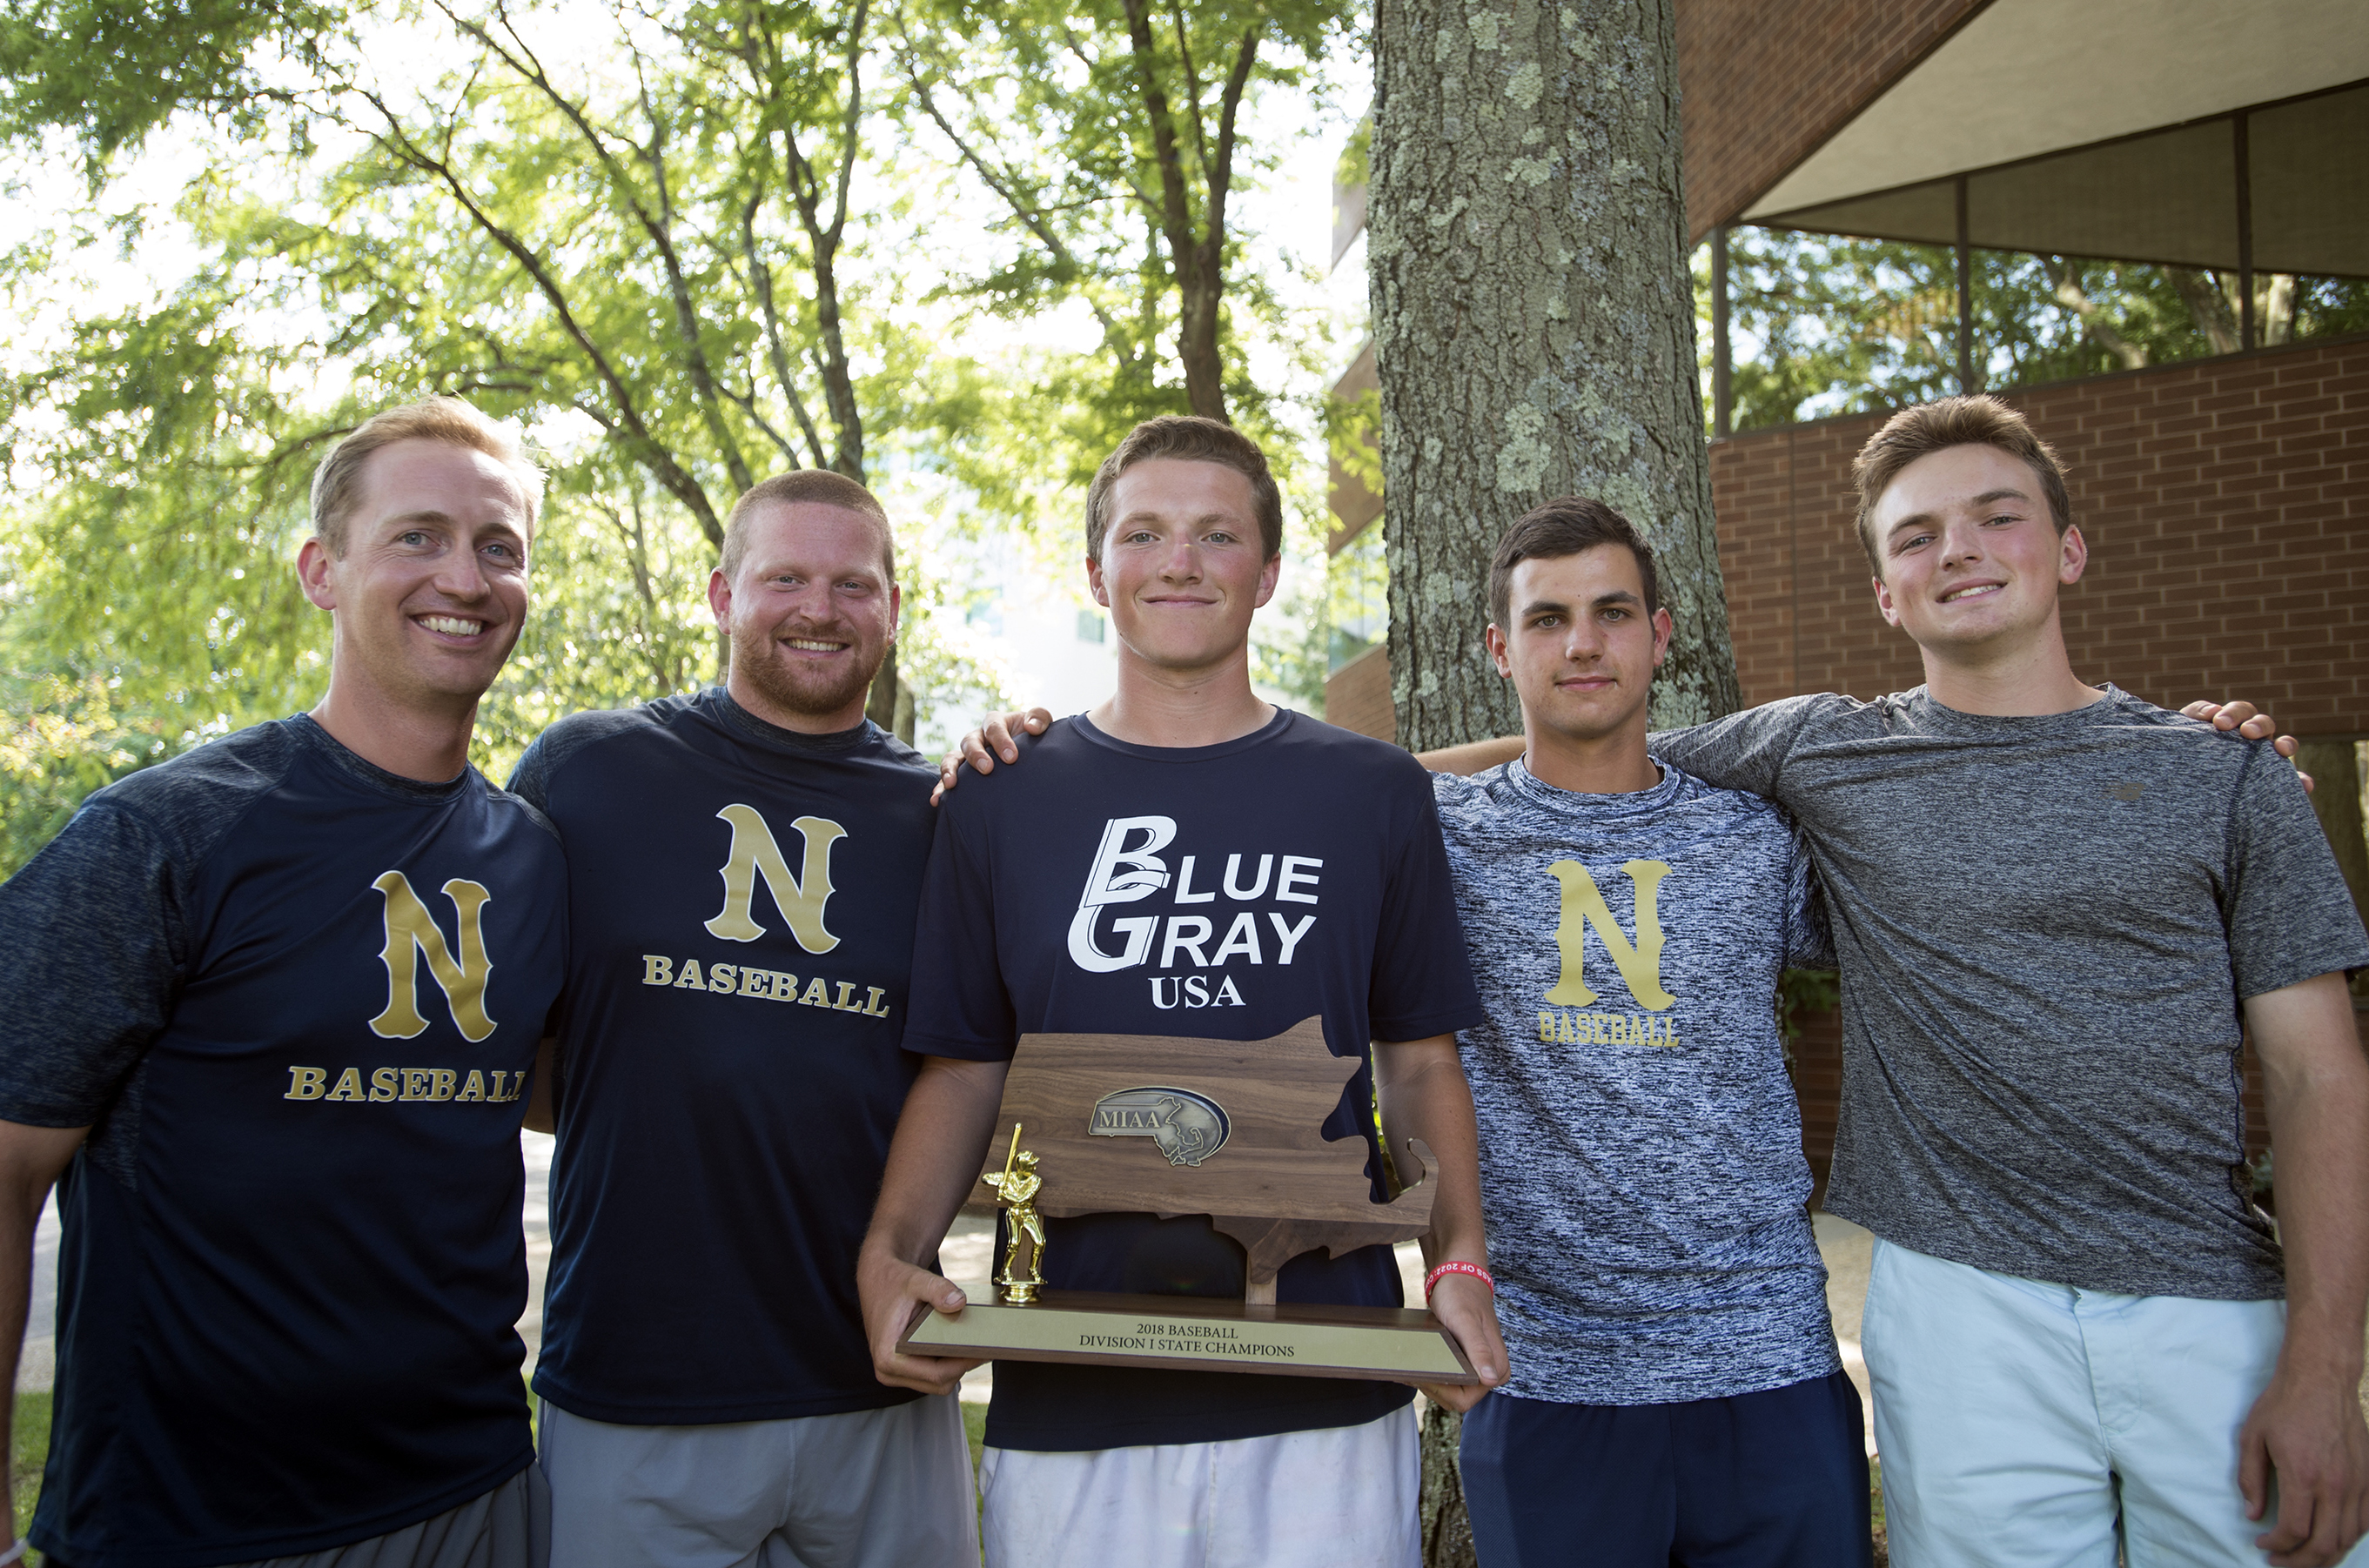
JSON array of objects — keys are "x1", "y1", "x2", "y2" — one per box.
[
  {"x1": 0, "y1": 716, "x2": 565, "y2": 1568},
  {"x1": 1432, "y1": 758, "x2": 1840, "y2": 1407},
  {"x1": 508, "y1": 689, "x2": 935, "y2": 1424},
  {"x1": 906, "y1": 709, "x2": 1485, "y2": 1451}
]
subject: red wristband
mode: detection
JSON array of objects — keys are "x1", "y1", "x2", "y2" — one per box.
[{"x1": 1423, "y1": 1261, "x2": 1495, "y2": 1301}]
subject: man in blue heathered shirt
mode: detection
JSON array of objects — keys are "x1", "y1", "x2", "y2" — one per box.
[
  {"x1": 1426, "y1": 499, "x2": 1869, "y2": 1567},
  {"x1": 509, "y1": 470, "x2": 976, "y2": 1566},
  {"x1": 0, "y1": 398, "x2": 567, "y2": 1568}
]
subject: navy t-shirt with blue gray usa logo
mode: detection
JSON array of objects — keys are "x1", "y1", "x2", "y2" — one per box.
[
  {"x1": 906, "y1": 710, "x2": 1484, "y2": 1451},
  {"x1": 507, "y1": 688, "x2": 936, "y2": 1425},
  {"x1": 0, "y1": 715, "x2": 566, "y2": 1568}
]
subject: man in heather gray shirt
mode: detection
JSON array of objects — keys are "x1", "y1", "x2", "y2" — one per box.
[
  {"x1": 1433, "y1": 397, "x2": 2369, "y2": 1568},
  {"x1": 1431, "y1": 499, "x2": 1868, "y2": 1568}
]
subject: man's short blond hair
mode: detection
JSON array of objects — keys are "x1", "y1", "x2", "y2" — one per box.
[
  {"x1": 718, "y1": 470, "x2": 896, "y2": 583},
  {"x1": 1851, "y1": 395, "x2": 2071, "y2": 574},
  {"x1": 308, "y1": 397, "x2": 545, "y2": 555}
]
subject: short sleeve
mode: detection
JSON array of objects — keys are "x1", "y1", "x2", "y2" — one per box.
[
  {"x1": 1649, "y1": 695, "x2": 1851, "y2": 806},
  {"x1": 506, "y1": 729, "x2": 556, "y2": 812},
  {"x1": 899, "y1": 794, "x2": 1018, "y2": 1060},
  {"x1": 2223, "y1": 741, "x2": 2369, "y2": 999},
  {"x1": 1368, "y1": 770, "x2": 1486, "y2": 1043},
  {"x1": 1781, "y1": 825, "x2": 1835, "y2": 970},
  {"x1": 0, "y1": 802, "x2": 190, "y2": 1126}
]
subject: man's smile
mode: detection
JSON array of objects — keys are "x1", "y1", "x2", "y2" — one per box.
[
  {"x1": 1938, "y1": 581, "x2": 2004, "y2": 603},
  {"x1": 417, "y1": 613, "x2": 487, "y2": 639}
]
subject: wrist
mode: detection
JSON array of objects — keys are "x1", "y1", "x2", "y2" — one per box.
[{"x1": 1424, "y1": 1260, "x2": 1495, "y2": 1302}]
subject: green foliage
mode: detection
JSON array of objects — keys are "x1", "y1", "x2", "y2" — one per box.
[
  {"x1": 0, "y1": 0, "x2": 1054, "y2": 862},
  {"x1": 1777, "y1": 966, "x2": 1840, "y2": 1060},
  {"x1": 0, "y1": 0, "x2": 339, "y2": 180}
]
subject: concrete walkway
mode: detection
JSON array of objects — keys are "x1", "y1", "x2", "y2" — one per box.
[{"x1": 16, "y1": 1132, "x2": 1877, "y2": 1461}]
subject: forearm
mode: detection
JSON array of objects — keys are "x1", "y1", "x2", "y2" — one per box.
[
  {"x1": 0, "y1": 1122, "x2": 84, "y2": 1547},
  {"x1": 862, "y1": 1055, "x2": 1009, "y2": 1267},
  {"x1": 0, "y1": 1187, "x2": 33, "y2": 1534},
  {"x1": 1373, "y1": 1036, "x2": 1489, "y2": 1267},
  {"x1": 1414, "y1": 737, "x2": 1523, "y2": 777},
  {"x1": 2257, "y1": 982, "x2": 2369, "y2": 1380}
]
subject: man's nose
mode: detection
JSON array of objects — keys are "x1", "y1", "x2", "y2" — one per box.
[
  {"x1": 1940, "y1": 522, "x2": 1985, "y2": 566},
  {"x1": 433, "y1": 546, "x2": 492, "y2": 600},
  {"x1": 1156, "y1": 538, "x2": 1202, "y2": 580}
]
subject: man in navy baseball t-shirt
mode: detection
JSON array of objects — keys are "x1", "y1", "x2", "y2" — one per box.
[
  {"x1": 0, "y1": 399, "x2": 566, "y2": 1568},
  {"x1": 859, "y1": 417, "x2": 1507, "y2": 1568},
  {"x1": 511, "y1": 471, "x2": 975, "y2": 1566}
]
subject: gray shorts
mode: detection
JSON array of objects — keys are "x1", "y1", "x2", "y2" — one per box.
[
  {"x1": 201, "y1": 1464, "x2": 548, "y2": 1568},
  {"x1": 538, "y1": 1393, "x2": 979, "y2": 1568}
]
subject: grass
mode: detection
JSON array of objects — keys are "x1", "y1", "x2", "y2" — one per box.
[
  {"x1": 1870, "y1": 1457, "x2": 1889, "y2": 1565},
  {"x1": 963, "y1": 1398, "x2": 987, "y2": 1469},
  {"x1": 11, "y1": 1390, "x2": 47, "y2": 1565}
]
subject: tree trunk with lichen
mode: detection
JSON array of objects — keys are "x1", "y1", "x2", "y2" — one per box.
[{"x1": 1371, "y1": 0, "x2": 1736, "y2": 756}]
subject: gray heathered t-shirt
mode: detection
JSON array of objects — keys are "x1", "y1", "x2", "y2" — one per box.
[
  {"x1": 1432, "y1": 758, "x2": 1842, "y2": 1406},
  {"x1": 1653, "y1": 687, "x2": 2369, "y2": 1301}
]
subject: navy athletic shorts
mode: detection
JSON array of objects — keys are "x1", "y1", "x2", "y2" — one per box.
[{"x1": 1459, "y1": 1369, "x2": 1873, "y2": 1568}]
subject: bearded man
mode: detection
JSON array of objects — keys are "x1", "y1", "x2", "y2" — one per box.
[{"x1": 507, "y1": 471, "x2": 978, "y2": 1568}]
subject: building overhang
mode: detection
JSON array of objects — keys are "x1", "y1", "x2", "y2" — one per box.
[{"x1": 1740, "y1": 0, "x2": 2369, "y2": 276}]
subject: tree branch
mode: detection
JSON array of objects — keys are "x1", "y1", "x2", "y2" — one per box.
[{"x1": 349, "y1": 85, "x2": 725, "y2": 544}]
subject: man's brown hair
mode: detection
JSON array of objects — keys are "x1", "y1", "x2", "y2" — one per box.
[
  {"x1": 719, "y1": 469, "x2": 896, "y2": 583},
  {"x1": 1488, "y1": 496, "x2": 1661, "y2": 632},
  {"x1": 1084, "y1": 416, "x2": 1284, "y2": 561},
  {"x1": 308, "y1": 397, "x2": 545, "y2": 554},
  {"x1": 1851, "y1": 394, "x2": 2071, "y2": 574}
]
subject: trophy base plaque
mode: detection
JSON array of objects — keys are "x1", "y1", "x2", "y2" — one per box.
[{"x1": 898, "y1": 1284, "x2": 1477, "y2": 1384}]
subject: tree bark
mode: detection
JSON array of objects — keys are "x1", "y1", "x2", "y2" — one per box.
[{"x1": 1371, "y1": 0, "x2": 1738, "y2": 753}]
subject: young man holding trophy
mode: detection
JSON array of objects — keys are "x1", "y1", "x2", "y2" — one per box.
[{"x1": 858, "y1": 415, "x2": 1508, "y2": 1568}]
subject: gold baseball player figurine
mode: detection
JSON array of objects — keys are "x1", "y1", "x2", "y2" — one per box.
[{"x1": 984, "y1": 1122, "x2": 1047, "y2": 1304}]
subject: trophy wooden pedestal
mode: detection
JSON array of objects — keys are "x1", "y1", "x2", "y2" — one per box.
[{"x1": 896, "y1": 1017, "x2": 1477, "y2": 1385}]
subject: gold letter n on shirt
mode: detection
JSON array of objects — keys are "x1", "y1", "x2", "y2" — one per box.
[
  {"x1": 369, "y1": 872, "x2": 497, "y2": 1042},
  {"x1": 1543, "y1": 860, "x2": 1675, "y2": 1011}
]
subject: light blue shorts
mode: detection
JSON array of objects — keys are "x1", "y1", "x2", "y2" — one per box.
[{"x1": 1861, "y1": 1237, "x2": 2360, "y2": 1567}]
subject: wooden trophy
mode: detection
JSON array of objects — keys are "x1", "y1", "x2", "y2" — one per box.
[{"x1": 896, "y1": 1016, "x2": 1477, "y2": 1383}]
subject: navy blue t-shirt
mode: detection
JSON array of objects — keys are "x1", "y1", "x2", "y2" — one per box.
[
  {"x1": 0, "y1": 716, "x2": 565, "y2": 1568},
  {"x1": 509, "y1": 689, "x2": 936, "y2": 1424},
  {"x1": 907, "y1": 710, "x2": 1484, "y2": 1451}
]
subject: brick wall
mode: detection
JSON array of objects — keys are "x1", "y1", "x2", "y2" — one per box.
[
  {"x1": 1678, "y1": 0, "x2": 1984, "y2": 240},
  {"x1": 1324, "y1": 643, "x2": 1394, "y2": 741},
  {"x1": 1717, "y1": 335, "x2": 2369, "y2": 1193},
  {"x1": 1712, "y1": 336, "x2": 2369, "y2": 732}
]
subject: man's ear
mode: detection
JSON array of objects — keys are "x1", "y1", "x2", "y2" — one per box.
[
  {"x1": 705, "y1": 567, "x2": 733, "y2": 633},
  {"x1": 1085, "y1": 554, "x2": 1110, "y2": 607},
  {"x1": 1252, "y1": 551, "x2": 1282, "y2": 610},
  {"x1": 297, "y1": 536, "x2": 339, "y2": 613},
  {"x1": 1871, "y1": 574, "x2": 1903, "y2": 628},
  {"x1": 2057, "y1": 524, "x2": 2088, "y2": 586},
  {"x1": 1649, "y1": 606, "x2": 1674, "y2": 670},
  {"x1": 1485, "y1": 624, "x2": 1513, "y2": 679}
]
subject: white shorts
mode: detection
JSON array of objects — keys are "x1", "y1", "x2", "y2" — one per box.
[
  {"x1": 537, "y1": 1394, "x2": 978, "y2": 1568},
  {"x1": 1861, "y1": 1236, "x2": 2362, "y2": 1567},
  {"x1": 977, "y1": 1404, "x2": 1419, "y2": 1568}
]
